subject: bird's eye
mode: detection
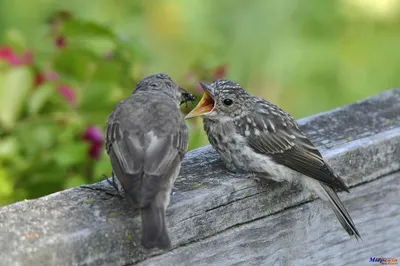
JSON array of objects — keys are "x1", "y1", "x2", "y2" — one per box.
[{"x1": 223, "y1": 99, "x2": 233, "y2": 106}]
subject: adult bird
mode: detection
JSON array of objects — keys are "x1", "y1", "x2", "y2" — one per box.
[
  {"x1": 106, "y1": 73, "x2": 190, "y2": 249},
  {"x1": 185, "y1": 79, "x2": 361, "y2": 240}
]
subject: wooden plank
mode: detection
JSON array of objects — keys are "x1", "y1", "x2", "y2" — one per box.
[
  {"x1": 0, "y1": 89, "x2": 399, "y2": 266},
  {"x1": 139, "y1": 172, "x2": 400, "y2": 266}
]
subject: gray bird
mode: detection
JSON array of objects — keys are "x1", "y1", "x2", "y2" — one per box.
[
  {"x1": 105, "y1": 73, "x2": 190, "y2": 250},
  {"x1": 185, "y1": 79, "x2": 361, "y2": 240}
]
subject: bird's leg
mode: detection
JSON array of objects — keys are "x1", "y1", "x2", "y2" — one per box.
[
  {"x1": 80, "y1": 184, "x2": 122, "y2": 197},
  {"x1": 80, "y1": 172, "x2": 124, "y2": 198},
  {"x1": 103, "y1": 173, "x2": 120, "y2": 192}
]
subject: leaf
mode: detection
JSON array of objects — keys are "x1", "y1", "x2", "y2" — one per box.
[
  {"x1": 94, "y1": 155, "x2": 112, "y2": 181},
  {"x1": 64, "y1": 174, "x2": 86, "y2": 189},
  {"x1": 15, "y1": 122, "x2": 60, "y2": 155},
  {"x1": 31, "y1": 125, "x2": 57, "y2": 150},
  {"x1": 4, "y1": 28, "x2": 27, "y2": 52},
  {"x1": 53, "y1": 142, "x2": 88, "y2": 167},
  {"x1": 0, "y1": 67, "x2": 33, "y2": 130},
  {"x1": 80, "y1": 81, "x2": 113, "y2": 112},
  {"x1": 27, "y1": 83, "x2": 55, "y2": 114},
  {"x1": 92, "y1": 60, "x2": 123, "y2": 83},
  {"x1": 53, "y1": 47, "x2": 96, "y2": 82},
  {"x1": 0, "y1": 136, "x2": 18, "y2": 160},
  {"x1": 79, "y1": 39, "x2": 116, "y2": 57},
  {"x1": 63, "y1": 20, "x2": 116, "y2": 39},
  {"x1": 0, "y1": 167, "x2": 14, "y2": 202},
  {"x1": 115, "y1": 38, "x2": 149, "y2": 61}
]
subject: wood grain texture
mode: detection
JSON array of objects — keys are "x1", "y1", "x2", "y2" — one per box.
[
  {"x1": 138, "y1": 172, "x2": 400, "y2": 266},
  {"x1": 0, "y1": 89, "x2": 399, "y2": 266}
]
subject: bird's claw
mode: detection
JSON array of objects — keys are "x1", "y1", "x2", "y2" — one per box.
[
  {"x1": 80, "y1": 184, "x2": 122, "y2": 197},
  {"x1": 103, "y1": 174, "x2": 119, "y2": 191},
  {"x1": 80, "y1": 173, "x2": 124, "y2": 198}
]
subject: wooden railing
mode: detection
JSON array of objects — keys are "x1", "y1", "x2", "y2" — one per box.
[{"x1": 1, "y1": 89, "x2": 399, "y2": 266}]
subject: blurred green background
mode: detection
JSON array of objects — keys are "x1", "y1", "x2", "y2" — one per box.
[{"x1": 0, "y1": 0, "x2": 399, "y2": 205}]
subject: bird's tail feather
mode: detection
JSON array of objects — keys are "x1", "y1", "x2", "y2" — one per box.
[
  {"x1": 140, "y1": 199, "x2": 172, "y2": 250},
  {"x1": 320, "y1": 183, "x2": 362, "y2": 240}
]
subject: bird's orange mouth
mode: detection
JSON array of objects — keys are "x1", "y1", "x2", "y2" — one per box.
[{"x1": 185, "y1": 83, "x2": 215, "y2": 119}]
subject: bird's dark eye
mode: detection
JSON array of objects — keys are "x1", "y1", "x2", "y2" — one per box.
[{"x1": 223, "y1": 99, "x2": 233, "y2": 106}]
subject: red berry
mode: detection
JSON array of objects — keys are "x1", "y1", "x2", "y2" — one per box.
[
  {"x1": 55, "y1": 36, "x2": 67, "y2": 49},
  {"x1": 35, "y1": 74, "x2": 45, "y2": 87}
]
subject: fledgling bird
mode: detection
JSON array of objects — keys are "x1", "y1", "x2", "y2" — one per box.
[
  {"x1": 105, "y1": 73, "x2": 191, "y2": 250},
  {"x1": 185, "y1": 79, "x2": 361, "y2": 240}
]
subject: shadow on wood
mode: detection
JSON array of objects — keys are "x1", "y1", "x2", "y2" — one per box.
[{"x1": 0, "y1": 89, "x2": 399, "y2": 266}]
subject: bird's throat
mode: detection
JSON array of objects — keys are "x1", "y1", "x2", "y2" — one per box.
[{"x1": 185, "y1": 90, "x2": 215, "y2": 118}]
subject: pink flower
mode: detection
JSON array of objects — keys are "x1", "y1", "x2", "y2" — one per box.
[
  {"x1": 0, "y1": 46, "x2": 33, "y2": 67},
  {"x1": 0, "y1": 47, "x2": 14, "y2": 60},
  {"x1": 89, "y1": 144, "x2": 103, "y2": 160},
  {"x1": 35, "y1": 71, "x2": 60, "y2": 87},
  {"x1": 22, "y1": 51, "x2": 34, "y2": 65},
  {"x1": 83, "y1": 126, "x2": 104, "y2": 160},
  {"x1": 57, "y1": 85, "x2": 76, "y2": 107},
  {"x1": 46, "y1": 71, "x2": 60, "y2": 81},
  {"x1": 83, "y1": 126, "x2": 103, "y2": 144}
]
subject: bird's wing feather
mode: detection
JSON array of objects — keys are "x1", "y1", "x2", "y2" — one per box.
[
  {"x1": 106, "y1": 101, "x2": 188, "y2": 206},
  {"x1": 239, "y1": 101, "x2": 349, "y2": 192}
]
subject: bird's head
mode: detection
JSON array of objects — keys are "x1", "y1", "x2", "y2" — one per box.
[
  {"x1": 134, "y1": 73, "x2": 185, "y2": 105},
  {"x1": 185, "y1": 79, "x2": 249, "y2": 121}
]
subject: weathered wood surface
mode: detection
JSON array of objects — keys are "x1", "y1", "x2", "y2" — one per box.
[
  {"x1": 0, "y1": 89, "x2": 399, "y2": 266},
  {"x1": 139, "y1": 172, "x2": 400, "y2": 266}
]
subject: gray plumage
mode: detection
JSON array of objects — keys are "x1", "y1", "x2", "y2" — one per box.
[
  {"x1": 187, "y1": 79, "x2": 361, "y2": 240},
  {"x1": 106, "y1": 73, "x2": 189, "y2": 249}
]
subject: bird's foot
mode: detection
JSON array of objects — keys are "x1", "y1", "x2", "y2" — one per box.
[
  {"x1": 80, "y1": 184, "x2": 122, "y2": 197},
  {"x1": 80, "y1": 174, "x2": 124, "y2": 198},
  {"x1": 103, "y1": 174, "x2": 122, "y2": 193}
]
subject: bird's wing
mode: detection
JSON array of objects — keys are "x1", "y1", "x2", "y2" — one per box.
[
  {"x1": 238, "y1": 100, "x2": 349, "y2": 192},
  {"x1": 105, "y1": 102, "x2": 189, "y2": 206}
]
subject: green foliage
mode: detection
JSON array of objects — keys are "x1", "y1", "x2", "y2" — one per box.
[
  {"x1": 0, "y1": 67, "x2": 33, "y2": 129},
  {"x1": 0, "y1": 0, "x2": 399, "y2": 205}
]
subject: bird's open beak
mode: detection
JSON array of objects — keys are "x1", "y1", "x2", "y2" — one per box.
[{"x1": 185, "y1": 82, "x2": 215, "y2": 119}]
